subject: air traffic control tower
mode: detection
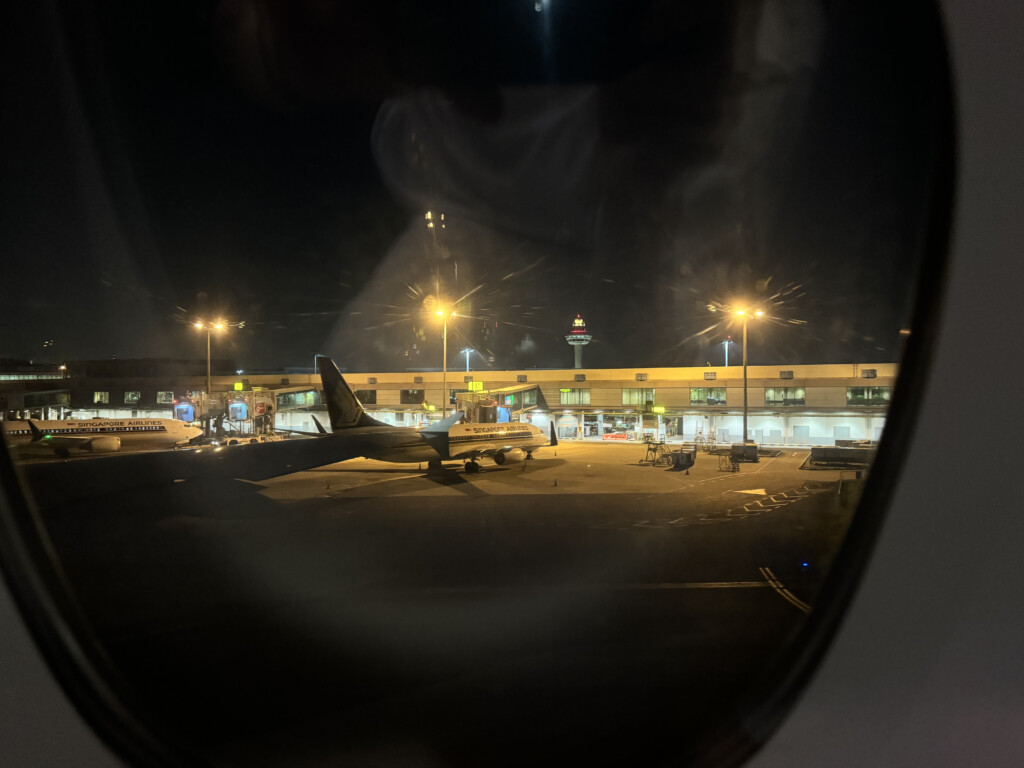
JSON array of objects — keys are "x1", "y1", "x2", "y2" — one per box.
[{"x1": 565, "y1": 314, "x2": 592, "y2": 369}]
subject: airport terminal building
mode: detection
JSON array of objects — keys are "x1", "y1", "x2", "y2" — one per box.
[{"x1": 1, "y1": 360, "x2": 895, "y2": 447}]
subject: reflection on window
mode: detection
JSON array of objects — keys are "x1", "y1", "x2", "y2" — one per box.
[
  {"x1": 353, "y1": 390, "x2": 377, "y2": 405},
  {"x1": 124, "y1": 391, "x2": 141, "y2": 404},
  {"x1": 690, "y1": 387, "x2": 726, "y2": 405},
  {"x1": 560, "y1": 388, "x2": 590, "y2": 405},
  {"x1": 522, "y1": 389, "x2": 537, "y2": 407},
  {"x1": 156, "y1": 391, "x2": 174, "y2": 404},
  {"x1": 400, "y1": 389, "x2": 425, "y2": 405},
  {"x1": 765, "y1": 387, "x2": 806, "y2": 406},
  {"x1": 93, "y1": 391, "x2": 109, "y2": 404},
  {"x1": 847, "y1": 386, "x2": 891, "y2": 406},
  {"x1": 622, "y1": 388, "x2": 654, "y2": 406}
]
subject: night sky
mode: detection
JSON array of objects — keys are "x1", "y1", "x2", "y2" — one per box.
[{"x1": 2, "y1": 1, "x2": 951, "y2": 372}]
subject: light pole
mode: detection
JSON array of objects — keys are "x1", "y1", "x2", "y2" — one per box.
[
  {"x1": 193, "y1": 318, "x2": 243, "y2": 435},
  {"x1": 435, "y1": 307, "x2": 456, "y2": 417},
  {"x1": 462, "y1": 347, "x2": 473, "y2": 372},
  {"x1": 722, "y1": 336, "x2": 732, "y2": 367},
  {"x1": 733, "y1": 309, "x2": 764, "y2": 444}
]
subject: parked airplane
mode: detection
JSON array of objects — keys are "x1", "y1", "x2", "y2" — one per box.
[
  {"x1": 3, "y1": 418, "x2": 203, "y2": 457},
  {"x1": 316, "y1": 355, "x2": 555, "y2": 472}
]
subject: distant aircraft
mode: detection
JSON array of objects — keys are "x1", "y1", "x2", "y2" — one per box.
[
  {"x1": 3, "y1": 418, "x2": 203, "y2": 457},
  {"x1": 316, "y1": 355, "x2": 556, "y2": 472}
]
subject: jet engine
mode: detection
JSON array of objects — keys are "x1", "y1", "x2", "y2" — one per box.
[
  {"x1": 86, "y1": 436, "x2": 121, "y2": 452},
  {"x1": 492, "y1": 447, "x2": 526, "y2": 465}
]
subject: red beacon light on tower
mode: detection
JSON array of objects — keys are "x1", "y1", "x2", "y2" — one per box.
[{"x1": 565, "y1": 314, "x2": 592, "y2": 369}]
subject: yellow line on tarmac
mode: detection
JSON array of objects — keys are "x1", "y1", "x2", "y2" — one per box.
[{"x1": 759, "y1": 566, "x2": 811, "y2": 613}]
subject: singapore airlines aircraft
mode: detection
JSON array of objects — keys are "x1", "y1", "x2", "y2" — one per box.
[
  {"x1": 316, "y1": 355, "x2": 555, "y2": 472},
  {"x1": 3, "y1": 418, "x2": 203, "y2": 456}
]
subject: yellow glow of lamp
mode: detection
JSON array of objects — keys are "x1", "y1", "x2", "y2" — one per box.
[{"x1": 652, "y1": 406, "x2": 666, "y2": 414}]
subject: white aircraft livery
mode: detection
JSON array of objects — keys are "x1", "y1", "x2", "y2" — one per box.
[
  {"x1": 316, "y1": 356, "x2": 555, "y2": 472},
  {"x1": 3, "y1": 418, "x2": 203, "y2": 456}
]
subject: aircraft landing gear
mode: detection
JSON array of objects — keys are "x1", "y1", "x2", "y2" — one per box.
[
  {"x1": 464, "y1": 460, "x2": 481, "y2": 474},
  {"x1": 525, "y1": 451, "x2": 534, "y2": 460},
  {"x1": 426, "y1": 458, "x2": 444, "y2": 474}
]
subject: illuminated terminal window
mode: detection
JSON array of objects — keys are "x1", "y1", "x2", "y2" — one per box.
[
  {"x1": 861, "y1": 368, "x2": 878, "y2": 378},
  {"x1": 522, "y1": 390, "x2": 537, "y2": 407},
  {"x1": 847, "y1": 386, "x2": 891, "y2": 406},
  {"x1": 156, "y1": 391, "x2": 174, "y2": 404},
  {"x1": 779, "y1": 370, "x2": 794, "y2": 379},
  {"x1": 765, "y1": 387, "x2": 806, "y2": 406},
  {"x1": 560, "y1": 388, "x2": 590, "y2": 405},
  {"x1": 124, "y1": 391, "x2": 141, "y2": 404},
  {"x1": 622, "y1": 388, "x2": 654, "y2": 406},
  {"x1": 690, "y1": 387, "x2": 726, "y2": 405},
  {"x1": 276, "y1": 391, "x2": 321, "y2": 408},
  {"x1": 93, "y1": 391, "x2": 109, "y2": 404}
]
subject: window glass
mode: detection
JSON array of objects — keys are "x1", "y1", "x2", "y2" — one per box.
[
  {"x1": 690, "y1": 387, "x2": 726, "y2": 405},
  {"x1": 400, "y1": 389, "x2": 425, "y2": 405},
  {"x1": 0, "y1": 3, "x2": 950, "y2": 766},
  {"x1": 622, "y1": 388, "x2": 655, "y2": 406},
  {"x1": 847, "y1": 386, "x2": 891, "y2": 406},
  {"x1": 353, "y1": 389, "x2": 377, "y2": 405},
  {"x1": 765, "y1": 387, "x2": 806, "y2": 406},
  {"x1": 559, "y1": 388, "x2": 590, "y2": 405}
]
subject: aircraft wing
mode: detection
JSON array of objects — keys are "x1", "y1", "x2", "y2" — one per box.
[{"x1": 17, "y1": 429, "x2": 386, "y2": 508}]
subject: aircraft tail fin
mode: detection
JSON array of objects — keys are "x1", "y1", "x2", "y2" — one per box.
[
  {"x1": 419, "y1": 410, "x2": 464, "y2": 459},
  {"x1": 310, "y1": 414, "x2": 328, "y2": 434},
  {"x1": 26, "y1": 420, "x2": 44, "y2": 442},
  {"x1": 316, "y1": 356, "x2": 389, "y2": 430}
]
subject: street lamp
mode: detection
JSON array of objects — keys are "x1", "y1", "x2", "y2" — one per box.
[
  {"x1": 732, "y1": 308, "x2": 764, "y2": 446},
  {"x1": 434, "y1": 306, "x2": 457, "y2": 417},
  {"x1": 193, "y1": 318, "x2": 244, "y2": 434}
]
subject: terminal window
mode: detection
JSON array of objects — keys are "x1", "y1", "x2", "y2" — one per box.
[
  {"x1": 93, "y1": 391, "x2": 109, "y2": 404},
  {"x1": 156, "y1": 391, "x2": 174, "y2": 404},
  {"x1": 124, "y1": 391, "x2": 141, "y2": 404},
  {"x1": 765, "y1": 387, "x2": 806, "y2": 406},
  {"x1": 560, "y1": 389, "x2": 590, "y2": 405},
  {"x1": 400, "y1": 389, "x2": 425, "y2": 405},
  {"x1": 847, "y1": 386, "x2": 891, "y2": 406},
  {"x1": 690, "y1": 387, "x2": 726, "y2": 405},
  {"x1": 622, "y1": 388, "x2": 655, "y2": 406},
  {"x1": 354, "y1": 390, "x2": 377, "y2": 405}
]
